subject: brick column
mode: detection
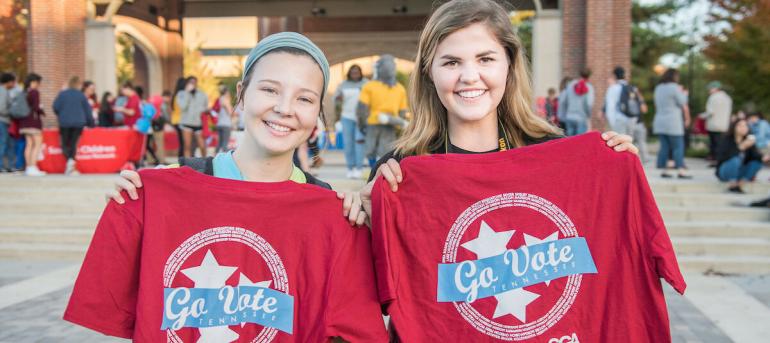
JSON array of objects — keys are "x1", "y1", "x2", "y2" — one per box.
[
  {"x1": 561, "y1": 0, "x2": 586, "y2": 80},
  {"x1": 28, "y1": 0, "x2": 86, "y2": 128}
]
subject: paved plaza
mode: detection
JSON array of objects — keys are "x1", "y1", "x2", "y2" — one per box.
[{"x1": 0, "y1": 151, "x2": 769, "y2": 342}]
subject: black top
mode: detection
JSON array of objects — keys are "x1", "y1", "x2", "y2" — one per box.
[
  {"x1": 715, "y1": 135, "x2": 762, "y2": 169},
  {"x1": 367, "y1": 133, "x2": 563, "y2": 182},
  {"x1": 179, "y1": 156, "x2": 333, "y2": 190}
]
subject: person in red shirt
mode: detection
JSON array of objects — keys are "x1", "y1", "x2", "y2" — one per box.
[
  {"x1": 114, "y1": 81, "x2": 141, "y2": 128},
  {"x1": 67, "y1": 32, "x2": 384, "y2": 342}
]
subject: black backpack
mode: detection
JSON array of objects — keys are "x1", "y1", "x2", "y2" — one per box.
[{"x1": 618, "y1": 84, "x2": 642, "y2": 118}]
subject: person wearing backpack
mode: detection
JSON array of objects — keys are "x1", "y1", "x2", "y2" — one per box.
[
  {"x1": 603, "y1": 66, "x2": 650, "y2": 162},
  {"x1": 15, "y1": 73, "x2": 46, "y2": 176},
  {"x1": 603, "y1": 66, "x2": 645, "y2": 134}
]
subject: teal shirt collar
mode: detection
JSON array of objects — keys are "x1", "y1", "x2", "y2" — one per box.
[{"x1": 212, "y1": 151, "x2": 307, "y2": 183}]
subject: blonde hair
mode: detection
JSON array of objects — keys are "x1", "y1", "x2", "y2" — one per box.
[{"x1": 394, "y1": 0, "x2": 561, "y2": 156}]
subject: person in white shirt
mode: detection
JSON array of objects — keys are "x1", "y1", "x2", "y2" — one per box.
[{"x1": 699, "y1": 81, "x2": 733, "y2": 161}]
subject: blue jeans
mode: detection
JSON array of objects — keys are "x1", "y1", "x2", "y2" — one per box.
[
  {"x1": 564, "y1": 119, "x2": 587, "y2": 136},
  {"x1": 718, "y1": 156, "x2": 763, "y2": 182},
  {"x1": 657, "y1": 134, "x2": 685, "y2": 169},
  {"x1": 0, "y1": 121, "x2": 15, "y2": 169},
  {"x1": 14, "y1": 136, "x2": 25, "y2": 169},
  {"x1": 341, "y1": 118, "x2": 365, "y2": 170}
]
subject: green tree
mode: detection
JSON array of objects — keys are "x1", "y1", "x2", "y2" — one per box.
[
  {"x1": 704, "y1": 0, "x2": 770, "y2": 113},
  {"x1": 0, "y1": 0, "x2": 28, "y2": 77},
  {"x1": 631, "y1": 1, "x2": 688, "y2": 94},
  {"x1": 115, "y1": 33, "x2": 135, "y2": 85}
]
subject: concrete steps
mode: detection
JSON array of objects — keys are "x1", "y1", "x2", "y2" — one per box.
[{"x1": 661, "y1": 207, "x2": 770, "y2": 222}]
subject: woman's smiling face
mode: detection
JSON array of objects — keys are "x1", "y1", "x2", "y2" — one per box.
[
  {"x1": 239, "y1": 51, "x2": 324, "y2": 157},
  {"x1": 430, "y1": 22, "x2": 510, "y2": 124}
]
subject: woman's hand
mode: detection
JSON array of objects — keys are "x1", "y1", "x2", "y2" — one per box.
[
  {"x1": 601, "y1": 131, "x2": 639, "y2": 155},
  {"x1": 337, "y1": 191, "x2": 367, "y2": 226},
  {"x1": 104, "y1": 170, "x2": 143, "y2": 204},
  {"x1": 360, "y1": 158, "x2": 403, "y2": 221}
]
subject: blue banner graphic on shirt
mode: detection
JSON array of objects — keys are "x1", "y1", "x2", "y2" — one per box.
[
  {"x1": 162, "y1": 285, "x2": 294, "y2": 334},
  {"x1": 437, "y1": 238, "x2": 597, "y2": 303}
]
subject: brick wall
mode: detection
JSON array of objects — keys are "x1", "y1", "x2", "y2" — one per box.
[
  {"x1": 28, "y1": 0, "x2": 86, "y2": 128},
  {"x1": 562, "y1": 0, "x2": 631, "y2": 130}
]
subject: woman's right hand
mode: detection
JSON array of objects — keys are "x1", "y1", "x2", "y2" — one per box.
[
  {"x1": 104, "y1": 170, "x2": 143, "y2": 204},
  {"x1": 360, "y1": 158, "x2": 403, "y2": 221}
]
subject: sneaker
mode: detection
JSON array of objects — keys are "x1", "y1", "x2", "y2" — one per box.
[
  {"x1": 65, "y1": 159, "x2": 76, "y2": 175},
  {"x1": 25, "y1": 166, "x2": 46, "y2": 176},
  {"x1": 352, "y1": 168, "x2": 362, "y2": 179},
  {"x1": 728, "y1": 186, "x2": 745, "y2": 194},
  {"x1": 346, "y1": 170, "x2": 354, "y2": 179},
  {"x1": 677, "y1": 174, "x2": 693, "y2": 179},
  {"x1": 660, "y1": 173, "x2": 673, "y2": 178}
]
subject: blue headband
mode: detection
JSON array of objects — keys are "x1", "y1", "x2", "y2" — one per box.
[{"x1": 242, "y1": 32, "x2": 330, "y2": 97}]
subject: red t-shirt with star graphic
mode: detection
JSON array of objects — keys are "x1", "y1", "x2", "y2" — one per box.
[
  {"x1": 370, "y1": 132, "x2": 686, "y2": 342},
  {"x1": 64, "y1": 167, "x2": 387, "y2": 342}
]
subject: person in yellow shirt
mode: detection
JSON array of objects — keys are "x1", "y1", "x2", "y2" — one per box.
[{"x1": 357, "y1": 55, "x2": 408, "y2": 167}]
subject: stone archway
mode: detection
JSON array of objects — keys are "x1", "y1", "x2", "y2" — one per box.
[
  {"x1": 114, "y1": 23, "x2": 163, "y2": 96},
  {"x1": 305, "y1": 32, "x2": 418, "y2": 67}
]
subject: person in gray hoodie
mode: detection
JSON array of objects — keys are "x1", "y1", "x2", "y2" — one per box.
[
  {"x1": 176, "y1": 76, "x2": 209, "y2": 157},
  {"x1": 53, "y1": 76, "x2": 94, "y2": 174},
  {"x1": 558, "y1": 68, "x2": 594, "y2": 136}
]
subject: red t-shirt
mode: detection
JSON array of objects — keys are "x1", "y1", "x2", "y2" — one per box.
[
  {"x1": 64, "y1": 167, "x2": 387, "y2": 342},
  {"x1": 123, "y1": 94, "x2": 141, "y2": 127},
  {"x1": 371, "y1": 132, "x2": 686, "y2": 342}
]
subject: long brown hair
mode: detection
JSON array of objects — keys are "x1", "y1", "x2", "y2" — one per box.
[{"x1": 394, "y1": 0, "x2": 560, "y2": 156}]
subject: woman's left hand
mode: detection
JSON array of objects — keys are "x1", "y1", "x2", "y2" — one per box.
[{"x1": 601, "y1": 131, "x2": 639, "y2": 155}]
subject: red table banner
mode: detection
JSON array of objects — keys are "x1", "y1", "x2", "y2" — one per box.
[{"x1": 38, "y1": 128, "x2": 145, "y2": 174}]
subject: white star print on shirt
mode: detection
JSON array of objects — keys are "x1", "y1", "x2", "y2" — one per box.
[
  {"x1": 460, "y1": 221, "x2": 546, "y2": 323},
  {"x1": 180, "y1": 250, "x2": 240, "y2": 342}
]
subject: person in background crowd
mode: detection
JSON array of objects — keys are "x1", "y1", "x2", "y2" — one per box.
[
  {"x1": 0, "y1": 72, "x2": 20, "y2": 172},
  {"x1": 603, "y1": 66, "x2": 647, "y2": 135},
  {"x1": 544, "y1": 87, "x2": 559, "y2": 127},
  {"x1": 170, "y1": 77, "x2": 186, "y2": 158},
  {"x1": 716, "y1": 118, "x2": 764, "y2": 193},
  {"x1": 98, "y1": 91, "x2": 115, "y2": 127},
  {"x1": 82, "y1": 80, "x2": 99, "y2": 123},
  {"x1": 52, "y1": 76, "x2": 94, "y2": 175},
  {"x1": 176, "y1": 76, "x2": 209, "y2": 158},
  {"x1": 214, "y1": 83, "x2": 235, "y2": 153},
  {"x1": 334, "y1": 64, "x2": 368, "y2": 179},
  {"x1": 700, "y1": 81, "x2": 733, "y2": 163},
  {"x1": 556, "y1": 76, "x2": 572, "y2": 131},
  {"x1": 748, "y1": 111, "x2": 770, "y2": 157},
  {"x1": 559, "y1": 68, "x2": 594, "y2": 136},
  {"x1": 18, "y1": 73, "x2": 45, "y2": 176},
  {"x1": 149, "y1": 90, "x2": 172, "y2": 164},
  {"x1": 113, "y1": 82, "x2": 140, "y2": 129},
  {"x1": 133, "y1": 86, "x2": 158, "y2": 166},
  {"x1": 653, "y1": 68, "x2": 692, "y2": 179},
  {"x1": 357, "y1": 55, "x2": 408, "y2": 168}
]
